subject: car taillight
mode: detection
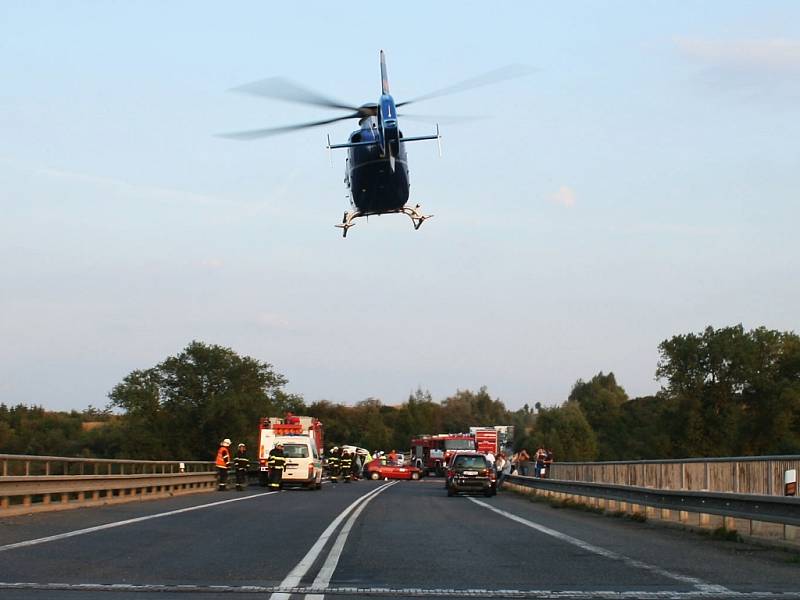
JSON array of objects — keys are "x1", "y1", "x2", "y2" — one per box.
[
  {"x1": 308, "y1": 464, "x2": 314, "y2": 476},
  {"x1": 480, "y1": 469, "x2": 488, "y2": 476},
  {"x1": 260, "y1": 459, "x2": 266, "y2": 466}
]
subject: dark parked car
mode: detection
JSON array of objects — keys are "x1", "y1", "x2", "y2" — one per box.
[{"x1": 446, "y1": 452, "x2": 495, "y2": 497}]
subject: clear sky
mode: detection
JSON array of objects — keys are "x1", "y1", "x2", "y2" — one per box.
[{"x1": 1, "y1": 2, "x2": 798, "y2": 412}]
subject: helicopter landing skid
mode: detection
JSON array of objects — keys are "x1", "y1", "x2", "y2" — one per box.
[{"x1": 335, "y1": 204, "x2": 433, "y2": 237}]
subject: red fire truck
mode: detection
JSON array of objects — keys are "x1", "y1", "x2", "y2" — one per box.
[
  {"x1": 410, "y1": 433, "x2": 475, "y2": 475},
  {"x1": 472, "y1": 428, "x2": 499, "y2": 455}
]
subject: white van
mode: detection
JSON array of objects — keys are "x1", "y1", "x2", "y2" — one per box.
[{"x1": 261, "y1": 434, "x2": 323, "y2": 490}]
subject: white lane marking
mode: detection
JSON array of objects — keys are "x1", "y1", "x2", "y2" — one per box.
[
  {"x1": 468, "y1": 498, "x2": 730, "y2": 593},
  {"x1": 305, "y1": 482, "x2": 395, "y2": 600},
  {"x1": 270, "y1": 482, "x2": 395, "y2": 600},
  {"x1": 0, "y1": 582, "x2": 796, "y2": 597},
  {"x1": 0, "y1": 491, "x2": 278, "y2": 553}
]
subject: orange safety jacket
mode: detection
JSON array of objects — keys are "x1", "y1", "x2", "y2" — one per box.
[{"x1": 216, "y1": 446, "x2": 231, "y2": 468}]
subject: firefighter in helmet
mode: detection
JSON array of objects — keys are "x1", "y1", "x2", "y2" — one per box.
[
  {"x1": 267, "y1": 443, "x2": 286, "y2": 490},
  {"x1": 327, "y1": 446, "x2": 340, "y2": 483},
  {"x1": 340, "y1": 449, "x2": 353, "y2": 483},
  {"x1": 233, "y1": 443, "x2": 249, "y2": 491},
  {"x1": 215, "y1": 438, "x2": 232, "y2": 491}
]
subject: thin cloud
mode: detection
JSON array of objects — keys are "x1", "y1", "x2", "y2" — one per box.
[
  {"x1": 674, "y1": 37, "x2": 800, "y2": 100},
  {"x1": 254, "y1": 312, "x2": 290, "y2": 330},
  {"x1": 550, "y1": 185, "x2": 576, "y2": 208},
  {"x1": 35, "y1": 166, "x2": 223, "y2": 207},
  {"x1": 674, "y1": 37, "x2": 800, "y2": 72},
  {"x1": 200, "y1": 258, "x2": 224, "y2": 269}
]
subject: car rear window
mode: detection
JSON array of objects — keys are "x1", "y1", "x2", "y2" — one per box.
[
  {"x1": 453, "y1": 455, "x2": 487, "y2": 469},
  {"x1": 283, "y1": 444, "x2": 309, "y2": 458}
]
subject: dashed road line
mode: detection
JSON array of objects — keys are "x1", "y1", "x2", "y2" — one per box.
[
  {"x1": 468, "y1": 498, "x2": 730, "y2": 594},
  {"x1": 0, "y1": 491, "x2": 278, "y2": 553},
  {"x1": 270, "y1": 482, "x2": 396, "y2": 600},
  {"x1": 305, "y1": 482, "x2": 395, "y2": 599},
  {"x1": 0, "y1": 582, "x2": 797, "y2": 597}
]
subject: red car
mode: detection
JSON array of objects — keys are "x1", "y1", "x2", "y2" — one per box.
[{"x1": 365, "y1": 458, "x2": 422, "y2": 480}]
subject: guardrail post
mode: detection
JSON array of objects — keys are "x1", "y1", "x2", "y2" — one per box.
[
  {"x1": 767, "y1": 462, "x2": 774, "y2": 495},
  {"x1": 25, "y1": 460, "x2": 31, "y2": 476},
  {"x1": 703, "y1": 462, "x2": 709, "y2": 490}
]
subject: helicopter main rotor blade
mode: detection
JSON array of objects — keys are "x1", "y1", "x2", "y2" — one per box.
[
  {"x1": 396, "y1": 64, "x2": 535, "y2": 108},
  {"x1": 218, "y1": 112, "x2": 362, "y2": 140},
  {"x1": 398, "y1": 113, "x2": 487, "y2": 125},
  {"x1": 231, "y1": 76, "x2": 360, "y2": 112}
]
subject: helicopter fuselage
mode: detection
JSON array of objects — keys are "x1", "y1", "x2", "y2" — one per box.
[{"x1": 345, "y1": 113, "x2": 409, "y2": 215}]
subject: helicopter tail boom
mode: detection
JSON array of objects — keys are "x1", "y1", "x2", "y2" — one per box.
[{"x1": 380, "y1": 50, "x2": 389, "y2": 94}]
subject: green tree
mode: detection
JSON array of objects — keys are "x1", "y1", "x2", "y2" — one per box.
[
  {"x1": 527, "y1": 402, "x2": 597, "y2": 461},
  {"x1": 569, "y1": 372, "x2": 628, "y2": 459},
  {"x1": 108, "y1": 341, "x2": 303, "y2": 460},
  {"x1": 656, "y1": 325, "x2": 800, "y2": 456}
]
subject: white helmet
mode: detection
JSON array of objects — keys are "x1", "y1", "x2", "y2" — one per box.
[{"x1": 221, "y1": 438, "x2": 231, "y2": 447}]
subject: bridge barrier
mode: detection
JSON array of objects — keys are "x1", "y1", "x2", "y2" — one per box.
[
  {"x1": 523, "y1": 455, "x2": 800, "y2": 497},
  {"x1": 0, "y1": 454, "x2": 216, "y2": 516},
  {"x1": 504, "y1": 473, "x2": 800, "y2": 550}
]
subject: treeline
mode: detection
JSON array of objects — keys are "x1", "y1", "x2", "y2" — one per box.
[{"x1": 2, "y1": 325, "x2": 799, "y2": 462}]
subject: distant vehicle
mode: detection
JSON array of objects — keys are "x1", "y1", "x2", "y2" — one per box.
[
  {"x1": 446, "y1": 452, "x2": 495, "y2": 497},
  {"x1": 364, "y1": 458, "x2": 421, "y2": 481},
  {"x1": 410, "y1": 433, "x2": 475, "y2": 476},
  {"x1": 472, "y1": 428, "x2": 499, "y2": 455},
  {"x1": 258, "y1": 414, "x2": 324, "y2": 489},
  {"x1": 266, "y1": 434, "x2": 323, "y2": 490}
]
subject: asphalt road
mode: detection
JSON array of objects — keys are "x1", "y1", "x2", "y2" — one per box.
[{"x1": 1, "y1": 478, "x2": 798, "y2": 599}]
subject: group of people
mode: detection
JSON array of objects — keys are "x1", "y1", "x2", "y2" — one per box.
[
  {"x1": 215, "y1": 438, "x2": 251, "y2": 491},
  {"x1": 215, "y1": 438, "x2": 287, "y2": 491},
  {"x1": 326, "y1": 446, "x2": 377, "y2": 482},
  {"x1": 487, "y1": 447, "x2": 554, "y2": 489}
]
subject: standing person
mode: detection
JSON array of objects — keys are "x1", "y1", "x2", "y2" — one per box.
[
  {"x1": 502, "y1": 452, "x2": 512, "y2": 486},
  {"x1": 534, "y1": 447, "x2": 546, "y2": 478},
  {"x1": 485, "y1": 450, "x2": 496, "y2": 473},
  {"x1": 495, "y1": 453, "x2": 506, "y2": 489},
  {"x1": 328, "y1": 447, "x2": 340, "y2": 483},
  {"x1": 388, "y1": 449, "x2": 398, "y2": 464},
  {"x1": 340, "y1": 450, "x2": 353, "y2": 482},
  {"x1": 233, "y1": 443, "x2": 249, "y2": 491},
  {"x1": 544, "y1": 448, "x2": 554, "y2": 479},
  {"x1": 518, "y1": 448, "x2": 531, "y2": 476},
  {"x1": 215, "y1": 439, "x2": 232, "y2": 491},
  {"x1": 267, "y1": 443, "x2": 286, "y2": 490}
]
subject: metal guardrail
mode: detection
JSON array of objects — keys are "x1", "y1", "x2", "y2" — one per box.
[
  {"x1": 532, "y1": 455, "x2": 800, "y2": 497},
  {"x1": 505, "y1": 474, "x2": 800, "y2": 527},
  {"x1": 0, "y1": 454, "x2": 216, "y2": 516}
]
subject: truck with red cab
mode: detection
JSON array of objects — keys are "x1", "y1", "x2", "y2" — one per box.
[{"x1": 410, "y1": 433, "x2": 475, "y2": 476}]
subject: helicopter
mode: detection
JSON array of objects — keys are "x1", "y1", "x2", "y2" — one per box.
[{"x1": 223, "y1": 51, "x2": 529, "y2": 237}]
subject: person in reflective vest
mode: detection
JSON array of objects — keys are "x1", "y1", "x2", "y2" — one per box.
[
  {"x1": 234, "y1": 443, "x2": 249, "y2": 491},
  {"x1": 267, "y1": 444, "x2": 286, "y2": 490},
  {"x1": 340, "y1": 450, "x2": 353, "y2": 483},
  {"x1": 215, "y1": 438, "x2": 232, "y2": 491},
  {"x1": 328, "y1": 447, "x2": 340, "y2": 483}
]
